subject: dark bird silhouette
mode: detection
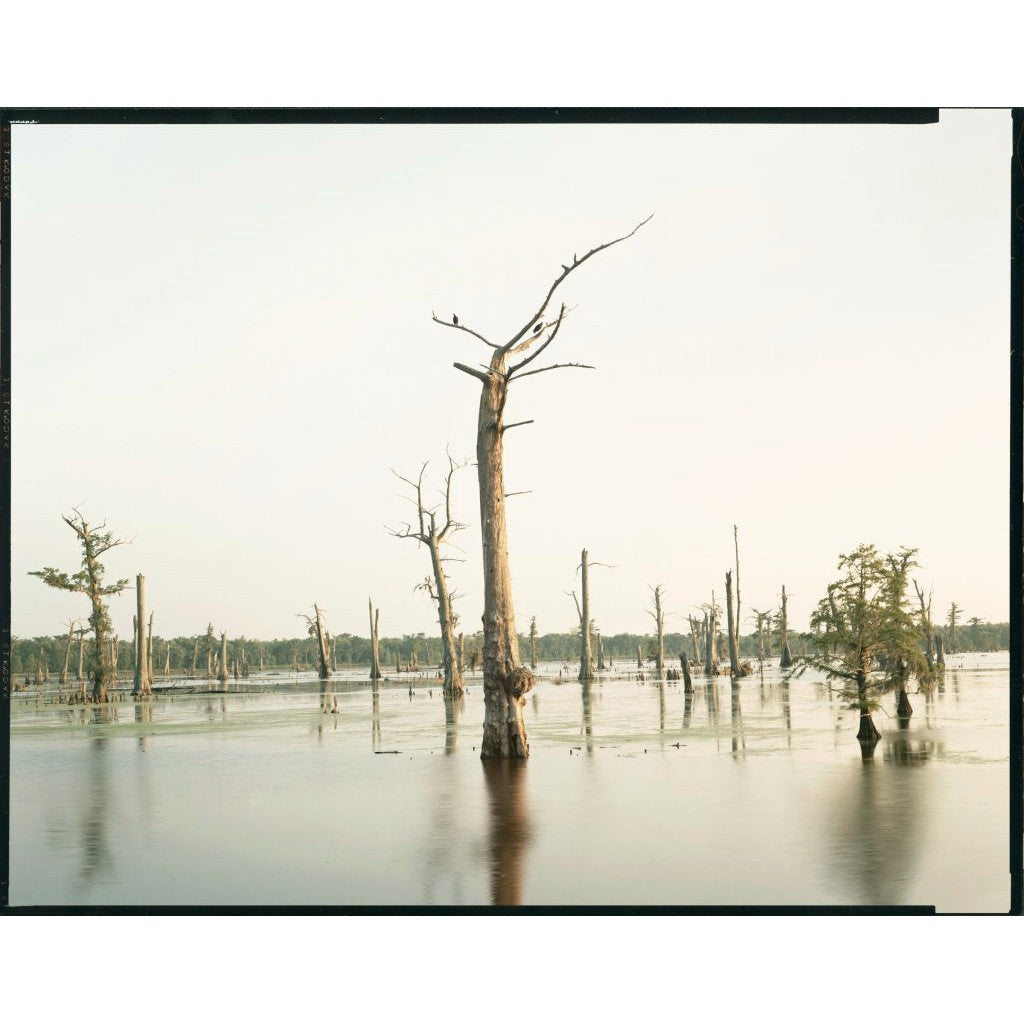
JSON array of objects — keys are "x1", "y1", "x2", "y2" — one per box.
[
  {"x1": 532, "y1": 323, "x2": 543, "y2": 334},
  {"x1": 452, "y1": 314, "x2": 459, "y2": 325}
]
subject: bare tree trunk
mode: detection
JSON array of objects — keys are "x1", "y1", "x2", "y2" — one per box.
[
  {"x1": 218, "y1": 632, "x2": 229, "y2": 686},
  {"x1": 597, "y1": 632, "x2": 605, "y2": 671},
  {"x1": 680, "y1": 651, "x2": 693, "y2": 694},
  {"x1": 77, "y1": 633, "x2": 85, "y2": 682},
  {"x1": 133, "y1": 575, "x2": 146, "y2": 695},
  {"x1": 60, "y1": 625, "x2": 75, "y2": 688},
  {"x1": 164, "y1": 640, "x2": 171, "y2": 675},
  {"x1": 733, "y1": 524, "x2": 742, "y2": 638},
  {"x1": 529, "y1": 617, "x2": 537, "y2": 670},
  {"x1": 429, "y1": 536, "x2": 463, "y2": 695},
  {"x1": 577, "y1": 549, "x2": 594, "y2": 682},
  {"x1": 705, "y1": 599, "x2": 720, "y2": 677},
  {"x1": 458, "y1": 633, "x2": 465, "y2": 676},
  {"x1": 935, "y1": 634, "x2": 945, "y2": 666},
  {"x1": 636, "y1": 644, "x2": 643, "y2": 669},
  {"x1": 856, "y1": 668, "x2": 881, "y2": 745},
  {"x1": 725, "y1": 570, "x2": 740, "y2": 679},
  {"x1": 146, "y1": 611, "x2": 155, "y2": 690},
  {"x1": 649, "y1": 584, "x2": 665, "y2": 677},
  {"x1": 474, "y1": 370, "x2": 534, "y2": 758},
  {"x1": 206, "y1": 624, "x2": 214, "y2": 679},
  {"x1": 313, "y1": 603, "x2": 331, "y2": 680},
  {"x1": 779, "y1": 585, "x2": 793, "y2": 670},
  {"x1": 368, "y1": 599, "x2": 382, "y2": 681},
  {"x1": 191, "y1": 638, "x2": 199, "y2": 678}
]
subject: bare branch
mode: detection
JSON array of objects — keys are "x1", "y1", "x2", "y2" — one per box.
[
  {"x1": 433, "y1": 313, "x2": 500, "y2": 349},
  {"x1": 507, "y1": 303, "x2": 570, "y2": 378},
  {"x1": 501, "y1": 419, "x2": 535, "y2": 433},
  {"x1": 501, "y1": 215, "x2": 653, "y2": 354},
  {"x1": 504, "y1": 490, "x2": 532, "y2": 498},
  {"x1": 453, "y1": 361, "x2": 490, "y2": 383}
]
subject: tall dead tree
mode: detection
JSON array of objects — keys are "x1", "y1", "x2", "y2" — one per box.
[
  {"x1": 596, "y1": 629, "x2": 606, "y2": 671},
  {"x1": 576, "y1": 550, "x2": 594, "y2": 681},
  {"x1": 368, "y1": 598, "x2": 382, "y2": 681},
  {"x1": 29, "y1": 510, "x2": 130, "y2": 703},
  {"x1": 912, "y1": 580, "x2": 935, "y2": 673},
  {"x1": 164, "y1": 639, "x2": 171, "y2": 675},
  {"x1": 436, "y1": 216, "x2": 651, "y2": 757},
  {"x1": 60, "y1": 619, "x2": 84, "y2": 689},
  {"x1": 751, "y1": 608, "x2": 772, "y2": 679},
  {"x1": 299, "y1": 604, "x2": 332, "y2": 680},
  {"x1": 191, "y1": 638, "x2": 199, "y2": 677},
  {"x1": 528, "y1": 617, "x2": 538, "y2": 670},
  {"x1": 77, "y1": 630, "x2": 86, "y2": 682},
  {"x1": 218, "y1": 632, "x2": 229, "y2": 686},
  {"x1": 146, "y1": 612, "x2": 155, "y2": 688},
  {"x1": 206, "y1": 624, "x2": 215, "y2": 679},
  {"x1": 133, "y1": 575, "x2": 152, "y2": 696},
  {"x1": 946, "y1": 601, "x2": 962, "y2": 654},
  {"x1": 390, "y1": 454, "x2": 468, "y2": 696},
  {"x1": 703, "y1": 595, "x2": 720, "y2": 677},
  {"x1": 778, "y1": 585, "x2": 794, "y2": 670},
  {"x1": 648, "y1": 584, "x2": 666, "y2": 676},
  {"x1": 725, "y1": 570, "x2": 741, "y2": 679}
]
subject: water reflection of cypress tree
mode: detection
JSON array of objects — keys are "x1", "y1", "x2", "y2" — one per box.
[
  {"x1": 79, "y1": 736, "x2": 113, "y2": 888},
  {"x1": 683, "y1": 690, "x2": 693, "y2": 730},
  {"x1": 782, "y1": 680, "x2": 792, "y2": 749},
  {"x1": 372, "y1": 687, "x2": 381, "y2": 752},
  {"x1": 483, "y1": 760, "x2": 533, "y2": 906}
]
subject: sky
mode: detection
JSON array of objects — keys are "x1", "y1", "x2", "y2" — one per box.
[{"x1": 9, "y1": 111, "x2": 1011, "y2": 642}]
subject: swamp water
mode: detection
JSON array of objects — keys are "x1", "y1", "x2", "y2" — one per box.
[{"x1": 8, "y1": 653, "x2": 1011, "y2": 909}]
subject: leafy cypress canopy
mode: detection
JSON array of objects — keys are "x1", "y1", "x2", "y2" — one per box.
[{"x1": 797, "y1": 544, "x2": 932, "y2": 712}]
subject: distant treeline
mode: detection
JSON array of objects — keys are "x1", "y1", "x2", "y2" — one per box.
[{"x1": 9, "y1": 620, "x2": 1010, "y2": 678}]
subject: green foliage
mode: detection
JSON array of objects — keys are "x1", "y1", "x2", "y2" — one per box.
[{"x1": 794, "y1": 543, "x2": 931, "y2": 712}]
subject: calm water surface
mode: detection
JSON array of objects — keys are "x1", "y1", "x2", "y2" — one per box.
[{"x1": 8, "y1": 653, "x2": 1011, "y2": 909}]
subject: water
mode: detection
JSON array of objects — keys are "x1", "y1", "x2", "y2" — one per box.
[{"x1": 8, "y1": 653, "x2": 1011, "y2": 909}]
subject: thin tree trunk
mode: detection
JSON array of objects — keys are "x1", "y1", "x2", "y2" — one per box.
[
  {"x1": 578, "y1": 549, "x2": 594, "y2": 682},
  {"x1": 369, "y1": 599, "x2": 382, "y2": 681},
  {"x1": 597, "y1": 632, "x2": 605, "y2": 671},
  {"x1": 856, "y1": 667, "x2": 881, "y2": 744},
  {"x1": 206, "y1": 625, "x2": 214, "y2": 679},
  {"x1": 77, "y1": 633, "x2": 85, "y2": 682},
  {"x1": 779, "y1": 585, "x2": 793, "y2": 669},
  {"x1": 725, "y1": 570, "x2": 740, "y2": 678},
  {"x1": 313, "y1": 603, "x2": 331, "y2": 680},
  {"x1": 218, "y1": 632, "x2": 229, "y2": 686},
  {"x1": 164, "y1": 640, "x2": 171, "y2": 675},
  {"x1": 429, "y1": 536, "x2": 463, "y2": 695},
  {"x1": 529, "y1": 617, "x2": 537, "y2": 670},
  {"x1": 146, "y1": 611, "x2": 155, "y2": 690},
  {"x1": 133, "y1": 576, "x2": 147, "y2": 695},
  {"x1": 680, "y1": 652, "x2": 693, "y2": 694},
  {"x1": 935, "y1": 634, "x2": 945, "y2": 666},
  {"x1": 458, "y1": 633, "x2": 465, "y2": 676},
  {"x1": 636, "y1": 644, "x2": 643, "y2": 669},
  {"x1": 61, "y1": 626, "x2": 74, "y2": 688}
]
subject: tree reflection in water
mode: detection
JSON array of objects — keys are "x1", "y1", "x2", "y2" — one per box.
[
  {"x1": 443, "y1": 691, "x2": 464, "y2": 755},
  {"x1": 581, "y1": 681, "x2": 594, "y2": 756},
  {"x1": 781, "y1": 680, "x2": 792, "y2": 750},
  {"x1": 730, "y1": 684, "x2": 746, "y2": 760},
  {"x1": 828, "y1": 726, "x2": 936, "y2": 904},
  {"x1": 483, "y1": 760, "x2": 533, "y2": 906},
  {"x1": 134, "y1": 699, "x2": 152, "y2": 752},
  {"x1": 372, "y1": 686, "x2": 381, "y2": 751},
  {"x1": 79, "y1": 736, "x2": 112, "y2": 889}
]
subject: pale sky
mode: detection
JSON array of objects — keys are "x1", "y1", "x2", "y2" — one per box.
[{"x1": 10, "y1": 111, "x2": 1010, "y2": 641}]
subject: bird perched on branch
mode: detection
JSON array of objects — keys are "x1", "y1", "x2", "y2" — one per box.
[
  {"x1": 532, "y1": 322, "x2": 543, "y2": 334},
  {"x1": 453, "y1": 314, "x2": 459, "y2": 325}
]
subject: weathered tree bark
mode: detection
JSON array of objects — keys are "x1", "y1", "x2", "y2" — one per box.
[
  {"x1": 133, "y1": 576, "x2": 153, "y2": 696},
  {"x1": 218, "y1": 632, "x2": 229, "y2": 686},
  {"x1": 680, "y1": 651, "x2": 693, "y2": 693},
  {"x1": 442, "y1": 217, "x2": 649, "y2": 757},
  {"x1": 575, "y1": 549, "x2": 594, "y2": 682},
  {"x1": 60, "y1": 622, "x2": 77, "y2": 688},
  {"x1": 704, "y1": 598, "x2": 720, "y2": 677},
  {"x1": 368, "y1": 599, "x2": 382, "y2": 681},
  {"x1": 913, "y1": 581, "x2": 934, "y2": 672},
  {"x1": 191, "y1": 638, "x2": 199, "y2": 677},
  {"x1": 305, "y1": 603, "x2": 331, "y2": 680},
  {"x1": 856, "y1": 667, "x2": 881, "y2": 745},
  {"x1": 636, "y1": 644, "x2": 643, "y2": 669},
  {"x1": 934, "y1": 634, "x2": 945, "y2": 666},
  {"x1": 529, "y1": 617, "x2": 537, "y2": 670},
  {"x1": 779, "y1": 585, "x2": 794, "y2": 670},
  {"x1": 206, "y1": 624, "x2": 214, "y2": 679},
  {"x1": 77, "y1": 632, "x2": 85, "y2": 682},
  {"x1": 146, "y1": 611, "x2": 155, "y2": 689},
  {"x1": 649, "y1": 584, "x2": 665, "y2": 677},
  {"x1": 725, "y1": 570, "x2": 741, "y2": 679},
  {"x1": 164, "y1": 640, "x2": 171, "y2": 675},
  {"x1": 597, "y1": 632, "x2": 605, "y2": 671}
]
